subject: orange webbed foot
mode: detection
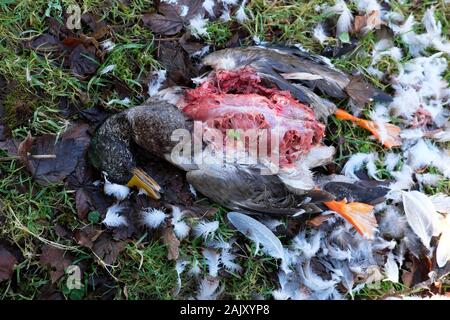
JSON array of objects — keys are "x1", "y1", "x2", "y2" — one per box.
[
  {"x1": 335, "y1": 108, "x2": 401, "y2": 149},
  {"x1": 324, "y1": 199, "x2": 378, "y2": 240}
]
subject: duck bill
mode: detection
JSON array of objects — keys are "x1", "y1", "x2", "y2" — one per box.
[
  {"x1": 323, "y1": 199, "x2": 378, "y2": 240},
  {"x1": 127, "y1": 167, "x2": 162, "y2": 200},
  {"x1": 335, "y1": 108, "x2": 401, "y2": 148}
]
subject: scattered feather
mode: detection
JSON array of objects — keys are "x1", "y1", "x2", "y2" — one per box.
[
  {"x1": 221, "y1": 249, "x2": 242, "y2": 273},
  {"x1": 384, "y1": 152, "x2": 401, "y2": 172},
  {"x1": 402, "y1": 191, "x2": 439, "y2": 249},
  {"x1": 189, "y1": 15, "x2": 209, "y2": 38},
  {"x1": 193, "y1": 220, "x2": 219, "y2": 239},
  {"x1": 235, "y1": 0, "x2": 248, "y2": 23},
  {"x1": 171, "y1": 206, "x2": 190, "y2": 239},
  {"x1": 436, "y1": 215, "x2": 450, "y2": 268},
  {"x1": 383, "y1": 252, "x2": 399, "y2": 283},
  {"x1": 342, "y1": 153, "x2": 381, "y2": 180},
  {"x1": 174, "y1": 260, "x2": 188, "y2": 295},
  {"x1": 203, "y1": 248, "x2": 220, "y2": 277},
  {"x1": 103, "y1": 174, "x2": 130, "y2": 201},
  {"x1": 100, "y1": 64, "x2": 115, "y2": 75},
  {"x1": 430, "y1": 194, "x2": 450, "y2": 214},
  {"x1": 142, "y1": 208, "x2": 167, "y2": 229},
  {"x1": 379, "y1": 205, "x2": 407, "y2": 239},
  {"x1": 103, "y1": 203, "x2": 128, "y2": 227},
  {"x1": 148, "y1": 69, "x2": 167, "y2": 97},
  {"x1": 326, "y1": 0, "x2": 354, "y2": 36},
  {"x1": 196, "y1": 277, "x2": 222, "y2": 300},
  {"x1": 313, "y1": 23, "x2": 329, "y2": 44}
]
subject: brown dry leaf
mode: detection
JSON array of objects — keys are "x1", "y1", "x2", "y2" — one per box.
[
  {"x1": 142, "y1": 0, "x2": 204, "y2": 36},
  {"x1": 307, "y1": 214, "x2": 333, "y2": 227},
  {"x1": 19, "y1": 123, "x2": 91, "y2": 186},
  {"x1": 162, "y1": 226, "x2": 180, "y2": 261},
  {"x1": 67, "y1": 44, "x2": 99, "y2": 77},
  {"x1": 75, "y1": 188, "x2": 91, "y2": 219},
  {"x1": 0, "y1": 246, "x2": 17, "y2": 282},
  {"x1": 39, "y1": 245, "x2": 73, "y2": 283},
  {"x1": 92, "y1": 233, "x2": 126, "y2": 265},
  {"x1": 74, "y1": 225, "x2": 104, "y2": 249},
  {"x1": 353, "y1": 10, "x2": 383, "y2": 34},
  {"x1": 402, "y1": 254, "x2": 432, "y2": 288}
]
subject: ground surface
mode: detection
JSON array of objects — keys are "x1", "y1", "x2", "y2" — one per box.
[{"x1": 0, "y1": 0, "x2": 449, "y2": 300}]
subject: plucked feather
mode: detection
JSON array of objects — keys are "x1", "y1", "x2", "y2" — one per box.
[
  {"x1": 203, "y1": 248, "x2": 220, "y2": 277},
  {"x1": 142, "y1": 208, "x2": 167, "y2": 229},
  {"x1": 402, "y1": 191, "x2": 439, "y2": 249},
  {"x1": 227, "y1": 212, "x2": 285, "y2": 261},
  {"x1": 103, "y1": 203, "x2": 128, "y2": 227},
  {"x1": 193, "y1": 220, "x2": 219, "y2": 240}
]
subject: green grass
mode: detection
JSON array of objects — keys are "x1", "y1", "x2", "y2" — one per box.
[{"x1": 0, "y1": 0, "x2": 449, "y2": 300}]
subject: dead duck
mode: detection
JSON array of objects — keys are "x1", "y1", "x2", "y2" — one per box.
[{"x1": 89, "y1": 46, "x2": 397, "y2": 238}]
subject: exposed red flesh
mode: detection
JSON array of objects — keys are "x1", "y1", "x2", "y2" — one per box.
[{"x1": 183, "y1": 67, "x2": 325, "y2": 166}]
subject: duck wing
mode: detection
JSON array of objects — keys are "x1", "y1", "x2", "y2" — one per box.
[
  {"x1": 186, "y1": 162, "x2": 334, "y2": 216},
  {"x1": 202, "y1": 46, "x2": 391, "y2": 117}
]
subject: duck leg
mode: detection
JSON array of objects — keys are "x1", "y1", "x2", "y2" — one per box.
[{"x1": 335, "y1": 108, "x2": 401, "y2": 148}]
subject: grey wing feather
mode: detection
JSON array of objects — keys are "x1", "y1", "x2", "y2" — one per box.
[{"x1": 186, "y1": 163, "x2": 334, "y2": 216}]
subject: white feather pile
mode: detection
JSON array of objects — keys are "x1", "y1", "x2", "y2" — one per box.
[
  {"x1": 171, "y1": 206, "x2": 190, "y2": 239},
  {"x1": 103, "y1": 203, "x2": 128, "y2": 227},
  {"x1": 142, "y1": 208, "x2": 167, "y2": 229},
  {"x1": 292, "y1": 230, "x2": 322, "y2": 259},
  {"x1": 193, "y1": 220, "x2": 219, "y2": 239},
  {"x1": 387, "y1": 165, "x2": 414, "y2": 201},
  {"x1": 353, "y1": 0, "x2": 380, "y2": 13}
]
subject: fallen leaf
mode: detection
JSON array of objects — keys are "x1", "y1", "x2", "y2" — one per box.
[
  {"x1": 307, "y1": 214, "x2": 333, "y2": 227},
  {"x1": 39, "y1": 245, "x2": 73, "y2": 283},
  {"x1": 92, "y1": 233, "x2": 125, "y2": 265},
  {"x1": 142, "y1": 13, "x2": 184, "y2": 36},
  {"x1": 20, "y1": 122, "x2": 91, "y2": 186},
  {"x1": 142, "y1": 0, "x2": 204, "y2": 36},
  {"x1": 25, "y1": 34, "x2": 60, "y2": 52},
  {"x1": 156, "y1": 40, "x2": 198, "y2": 87},
  {"x1": 76, "y1": 188, "x2": 91, "y2": 219},
  {"x1": 402, "y1": 254, "x2": 432, "y2": 287},
  {"x1": 162, "y1": 226, "x2": 180, "y2": 260},
  {"x1": 67, "y1": 44, "x2": 99, "y2": 77},
  {"x1": 0, "y1": 246, "x2": 17, "y2": 282}
]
